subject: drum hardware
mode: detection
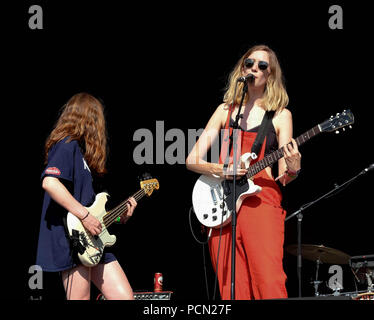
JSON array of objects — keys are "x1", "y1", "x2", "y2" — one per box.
[
  {"x1": 309, "y1": 258, "x2": 323, "y2": 296},
  {"x1": 353, "y1": 292, "x2": 374, "y2": 300},
  {"x1": 286, "y1": 244, "x2": 350, "y2": 296},
  {"x1": 330, "y1": 285, "x2": 343, "y2": 296},
  {"x1": 286, "y1": 244, "x2": 350, "y2": 265},
  {"x1": 284, "y1": 164, "x2": 371, "y2": 297},
  {"x1": 310, "y1": 280, "x2": 323, "y2": 296},
  {"x1": 317, "y1": 289, "x2": 368, "y2": 299},
  {"x1": 349, "y1": 254, "x2": 374, "y2": 293}
]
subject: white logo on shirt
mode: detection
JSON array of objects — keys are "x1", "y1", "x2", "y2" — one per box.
[{"x1": 82, "y1": 158, "x2": 91, "y2": 172}]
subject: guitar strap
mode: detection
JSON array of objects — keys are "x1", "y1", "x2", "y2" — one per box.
[
  {"x1": 223, "y1": 109, "x2": 275, "y2": 171},
  {"x1": 251, "y1": 110, "x2": 275, "y2": 157},
  {"x1": 62, "y1": 215, "x2": 86, "y2": 255}
]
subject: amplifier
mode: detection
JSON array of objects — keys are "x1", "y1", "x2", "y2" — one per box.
[
  {"x1": 96, "y1": 291, "x2": 173, "y2": 300},
  {"x1": 134, "y1": 291, "x2": 173, "y2": 300}
]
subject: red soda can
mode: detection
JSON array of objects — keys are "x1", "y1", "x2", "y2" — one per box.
[{"x1": 154, "y1": 273, "x2": 163, "y2": 292}]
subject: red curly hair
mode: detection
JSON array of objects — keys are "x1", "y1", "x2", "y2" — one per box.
[{"x1": 44, "y1": 92, "x2": 107, "y2": 175}]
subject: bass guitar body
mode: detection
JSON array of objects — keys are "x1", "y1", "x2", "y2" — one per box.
[
  {"x1": 66, "y1": 192, "x2": 116, "y2": 267},
  {"x1": 66, "y1": 176, "x2": 159, "y2": 267}
]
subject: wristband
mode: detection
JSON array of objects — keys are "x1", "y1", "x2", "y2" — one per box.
[
  {"x1": 286, "y1": 169, "x2": 299, "y2": 179},
  {"x1": 81, "y1": 212, "x2": 90, "y2": 220}
]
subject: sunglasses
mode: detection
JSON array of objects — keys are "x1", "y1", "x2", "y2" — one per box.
[{"x1": 244, "y1": 58, "x2": 269, "y2": 71}]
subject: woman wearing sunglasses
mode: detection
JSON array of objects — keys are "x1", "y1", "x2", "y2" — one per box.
[{"x1": 186, "y1": 45, "x2": 301, "y2": 299}]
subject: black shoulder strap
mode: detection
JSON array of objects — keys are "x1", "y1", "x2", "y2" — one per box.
[{"x1": 251, "y1": 111, "x2": 275, "y2": 156}]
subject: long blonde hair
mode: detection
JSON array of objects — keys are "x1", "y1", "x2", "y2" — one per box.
[
  {"x1": 223, "y1": 44, "x2": 289, "y2": 111},
  {"x1": 44, "y1": 93, "x2": 108, "y2": 175}
]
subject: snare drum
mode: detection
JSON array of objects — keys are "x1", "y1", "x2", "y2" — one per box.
[{"x1": 353, "y1": 292, "x2": 374, "y2": 300}]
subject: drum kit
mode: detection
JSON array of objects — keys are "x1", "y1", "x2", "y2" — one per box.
[{"x1": 286, "y1": 244, "x2": 374, "y2": 300}]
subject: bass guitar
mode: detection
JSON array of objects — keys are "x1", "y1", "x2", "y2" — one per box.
[
  {"x1": 192, "y1": 110, "x2": 354, "y2": 228},
  {"x1": 66, "y1": 176, "x2": 159, "y2": 267}
]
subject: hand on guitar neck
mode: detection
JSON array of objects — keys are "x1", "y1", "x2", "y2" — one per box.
[
  {"x1": 82, "y1": 196, "x2": 137, "y2": 229},
  {"x1": 117, "y1": 197, "x2": 137, "y2": 224},
  {"x1": 276, "y1": 138, "x2": 302, "y2": 186},
  {"x1": 283, "y1": 138, "x2": 301, "y2": 173}
]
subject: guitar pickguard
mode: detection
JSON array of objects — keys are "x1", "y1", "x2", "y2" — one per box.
[
  {"x1": 192, "y1": 174, "x2": 262, "y2": 228},
  {"x1": 192, "y1": 153, "x2": 262, "y2": 228},
  {"x1": 67, "y1": 193, "x2": 116, "y2": 267},
  {"x1": 66, "y1": 178, "x2": 159, "y2": 267}
]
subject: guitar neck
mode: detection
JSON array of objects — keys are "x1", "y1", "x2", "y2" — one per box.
[
  {"x1": 247, "y1": 125, "x2": 321, "y2": 178},
  {"x1": 103, "y1": 189, "x2": 146, "y2": 228}
]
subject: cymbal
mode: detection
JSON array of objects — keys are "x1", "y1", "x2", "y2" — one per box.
[{"x1": 286, "y1": 244, "x2": 350, "y2": 264}]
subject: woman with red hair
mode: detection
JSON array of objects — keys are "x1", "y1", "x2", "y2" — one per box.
[{"x1": 36, "y1": 92, "x2": 137, "y2": 300}]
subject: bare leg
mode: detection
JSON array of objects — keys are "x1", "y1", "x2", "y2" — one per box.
[
  {"x1": 91, "y1": 260, "x2": 134, "y2": 300},
  {"x1": 61, "y1": 264, "x2": 91, "y2": 300}
]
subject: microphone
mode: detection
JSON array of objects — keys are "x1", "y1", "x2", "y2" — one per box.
[
  {"x1": 361, "y1": 163, "x2": 374, "y2": 174},
  {"x1": 237, "y1": 73, "x2": 255, "y2": 83}
]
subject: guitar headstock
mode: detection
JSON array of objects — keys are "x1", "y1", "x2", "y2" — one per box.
[
  {"x1": 140, "y1": 176, "x2": 160, "y2": 196},
  {"x1": 320, "y1": 109, "x2": 354, "y2": 134}
]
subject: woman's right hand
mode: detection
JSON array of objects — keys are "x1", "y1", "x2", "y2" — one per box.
[
  {"x1": 81, "y1": 212, "x2": 102, "y2": 236},
  {"x1": 219, "y1": 163, "x2": 248, "y2": 180}
]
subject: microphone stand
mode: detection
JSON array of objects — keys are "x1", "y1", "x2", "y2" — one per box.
[
  {"x1": 284, "y1": 165, "x2": 372, "y2": 298},
  {"x1": 229, "y1": 81, "x2": 248, "y2": 300}
]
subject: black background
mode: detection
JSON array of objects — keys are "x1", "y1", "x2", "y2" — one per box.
[{"x1": 7, "y1": 1, "x2": 373, "y2": 305}]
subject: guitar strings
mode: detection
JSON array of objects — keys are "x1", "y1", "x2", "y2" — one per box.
[
  {"x1": 104, "y1": 189, "x2": 143, "y2": 221},
  {"x1": 102, "y1": 189, "x2": 146, "y2": 227},
  {"x1": 245, "y1": 128, "x2": 318, "y2": 179},
  {"x1": 80, "y1": 183, "x2": 158, "y2": 249},
  {"x1": 104, "y1": 191, "x2": 144, "y2": 225},
  {"x1": 85, "y1": 190, "x2": 145, "y2": 237},
  {"x1": 103, "y1": 184, "x2": 157, "y2": 225}
]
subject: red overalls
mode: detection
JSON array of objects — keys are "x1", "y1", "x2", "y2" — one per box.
[{"x1": 208, "y1": 111, "x2": 288, "y2": 300}]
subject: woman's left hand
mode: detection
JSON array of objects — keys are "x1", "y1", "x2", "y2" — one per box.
[
  {"x1": 120, "y1": 197, "x2": 137, "y2": 223},
  {"x1": 283, "y1": 138, "x2": 301, "y2": 172}
]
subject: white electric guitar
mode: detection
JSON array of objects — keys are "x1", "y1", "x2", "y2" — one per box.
[
  {"x1": 66, "y1": 176, "x2": 159, "y2": 267},
  {"x1": 192, "y1": 110, "x2": 354, "y2": 228}
]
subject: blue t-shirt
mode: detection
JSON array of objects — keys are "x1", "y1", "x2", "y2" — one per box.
[{"x1": 36, "y1": 137, "x2": 116, "y2": 272}]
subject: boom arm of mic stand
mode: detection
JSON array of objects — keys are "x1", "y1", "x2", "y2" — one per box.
[
  {"x1": 285, "y1": 168, "x2": 368, "y2": 222},
  {"x1": 284, "y1": 167, "x2": 370, "y2": 297}
]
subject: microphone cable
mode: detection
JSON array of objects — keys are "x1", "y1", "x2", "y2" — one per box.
[{"x1": 188, "y1": 204, "x2": 225, "y2": 300}]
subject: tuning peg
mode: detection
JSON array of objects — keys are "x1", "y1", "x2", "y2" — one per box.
[
  {"x1": 342, "y1": 128, "x2": 345, "y2": 131},
  {"x1": 143, "y1": 172, "x2": 152, "y2": 179},
  {"x1": 138, "y1": 172, "x2": 152, "y2": 181},
  {"x1": 349, "y1": 125, "x2": 352, "y2": 129},
  {"x1": 335, "y1": 130, "x2": 340, "y2": 134}
]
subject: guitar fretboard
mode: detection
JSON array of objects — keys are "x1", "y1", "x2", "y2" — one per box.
[
  {"x1": 102, "y1": 189, "x2": 146, "y2": 228},
  {"x1": 247, "y1": 125, "x2": 321, "y2": 178}
]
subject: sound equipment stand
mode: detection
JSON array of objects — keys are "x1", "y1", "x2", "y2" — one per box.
[
  {"x1": 311, "y1": 258, "x2": 323, "y2": 296},
  {"x1": 285, "y1": 165, "x2": 372, "y2": 297},
  {"x1": 228, "y1": 83, "x2": 247, "y2": 300}
]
